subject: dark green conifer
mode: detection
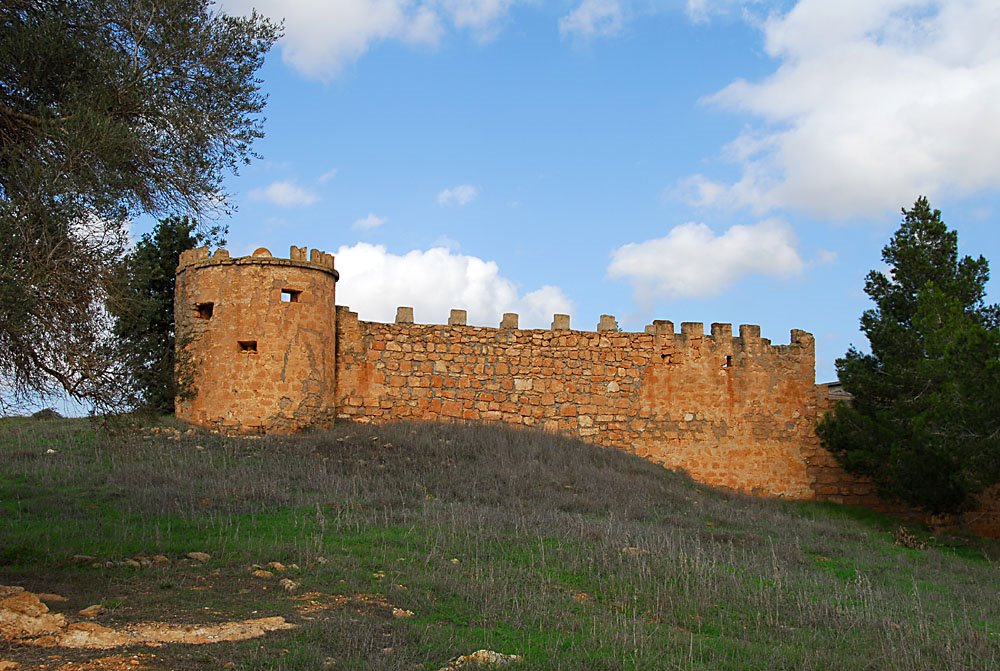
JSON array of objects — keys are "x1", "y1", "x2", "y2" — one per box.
[{"x1": 819, "y1": 197, "x2": 1000, "y2": 513}]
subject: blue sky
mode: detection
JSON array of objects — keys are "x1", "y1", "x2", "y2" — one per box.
[{"x1": 142, "y1": 0, "x2": 999, "y2": 384}]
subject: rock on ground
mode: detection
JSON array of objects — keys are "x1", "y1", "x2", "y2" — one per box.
[
  {"x1": 437, "y1": 650, "x2": 522, "y2": 670},
  {"x1": 1, "y1": 585, "x2": 295, "y2": 650},
  {"x1": 0, "y1": 586, "x2": 67, "y2": 640}
]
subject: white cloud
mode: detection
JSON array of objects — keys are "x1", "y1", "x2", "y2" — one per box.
[
  {"x1": 559, "y1": 0, "x2": 624, "y2": 38},
  {"x1": 248, "y1": 180, "x2": 319, "y2": 207},
  {"x1": 816, "y1": 249, "x2": 838, "y2": 265},
  {"x1": 438, "y1": 0, "x2": 515, "y2": 40},
  {"x1": 333, "y1": 243, "x2": 572, "y2": 328},
  {"x1": 685, "y1": 0, "x2": 1000, "y2": 219},
  {"x1": 684, "y1": 0, "x2": 763, "y2": 25},
  {"x1": 218, "y1": 1, "x2": 519, "y2": 78},
  {"x1": 437, "y1": 184, "x2": 480, "y2": 205},
  {"x1": 352, "y1": 213, "x2": 387, "y2": 230},
  {"x1": 318, "y1": 167, "x2": 338, "y2": 184},
  {"x1": 607, "y1": 219, "x2": 804, "y2": 303}
]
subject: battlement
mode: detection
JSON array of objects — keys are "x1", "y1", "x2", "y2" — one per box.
[
  {"x1": 350, "y1": 306, "x2": 812, "y2": 358},
  {"x1": 174, "y1": 244, "x2": 340, "y2": 435},
  {"x1": 177, "y1": 240, "x2": 814, "y2": 500},
  {"x1": 177, "y1": 245, "x2": 339, "y2": 279},
  {"x1": 171, "y1": 240, "x2": 1000, "y2": 536}
]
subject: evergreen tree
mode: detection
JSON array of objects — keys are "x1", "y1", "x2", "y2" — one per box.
[
  {"x1": 110, "y1": 217, "x2": 223, "y2": 414},
  {"x1": 0, "y1": 1, "x2": 278, "y2": 409},
  {"x1": 818, "y1": 197, "x2": 1000, "y2": 513}
]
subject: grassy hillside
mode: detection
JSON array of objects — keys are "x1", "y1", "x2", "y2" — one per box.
[{"x1": 1, "y1": 417, "x2": 997, "y2": 670}]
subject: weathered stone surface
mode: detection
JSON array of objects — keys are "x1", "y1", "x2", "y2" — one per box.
[
  {"x1": 335, "y1": 314, "x2": 818, "y2": 498},
  {"x1": 437, "y1": 650, "x2": 521, "y2": 670},
  {"x1": 500, "y1": 313, "x2": 518, "y2": 329},
  {"x1": 175, "y1": 246, "x2": 339, "y2": 435},
  {"x1": 3, "y1": 586, "x2": 294, "y2": 650},
  {"x1": 597, "y1": 314, "x2": 617, "y2": 332},
  {"x1": 174, "y1": 246, "x2": 1000, "y2": 536},
  {"x1": 78, "y1": 605, "x2": 107, "y2": 619},
  {"x1": 395, "y1": 306, "x2": 414, "y2": 324},
  {"x1": 0, "y1": 587, "x2": 67, "y2": 640}
]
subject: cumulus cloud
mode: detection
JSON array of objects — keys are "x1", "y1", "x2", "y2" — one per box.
[
  {"x1": 248, "y1": 180, "x2": 319, "y2": 207},
  {"x1": 218, "y1": 1, "x2": 519, "y2": 78},
  {"x1": 607, "y1": 220, "x2": 804, "y2": 303},
  {"x1": 352, "y1": 213, "x2": 387, "y2": 230},
  {"x1": 684, "y1": 0, "x2": 1000, "y2": 218},
  {"x1": 333, "y1": 243, "x2": 572, "y2": 328},
  {"x1": 437, "y1": 184, "x2": 480, "y2": 205},
  {"x1": 559, "y1": 0, "x2": 624, "y2": 38}
]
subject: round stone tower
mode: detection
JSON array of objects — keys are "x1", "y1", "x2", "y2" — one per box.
[{"x1": 174, "y1": 245, "x2": 339, "y2": 434}]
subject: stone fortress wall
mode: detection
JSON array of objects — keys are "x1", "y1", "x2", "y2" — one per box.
[
  {"x1": 175, "y1": 245, "x2": 339, "y2": 434},
  {"x1": 336, "y1": 308, "x2": 822, "y2": 497},
  {"x1": 175, "y1": 246, "x2": 999, "y2": 534}
]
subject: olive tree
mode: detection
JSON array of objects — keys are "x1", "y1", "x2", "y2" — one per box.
[{"x1": 0, "y1": 0, "x2": 279, "y2": 409}]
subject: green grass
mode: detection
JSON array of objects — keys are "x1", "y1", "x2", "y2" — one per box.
[{"x1": 1, "y1": 416, "x2": 997, "y2": 670}]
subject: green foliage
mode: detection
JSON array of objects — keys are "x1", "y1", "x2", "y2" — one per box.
[
  {"x1": 0, "y1": 0, "x2": 279, "y2": 409},
  {"x1": 818, "y1": 197, "x2": 1000, "y2": 513},
  {"x1": 110, "y1": 216, "x2": 223, "y2": 414}
]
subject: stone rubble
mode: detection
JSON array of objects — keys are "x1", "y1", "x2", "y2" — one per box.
[{"x1": 1, "y1": 586, "x2": 294, "y2": 651}]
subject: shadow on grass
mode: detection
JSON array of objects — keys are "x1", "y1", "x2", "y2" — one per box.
[{"x1": 1, "y1": 417, "x2": 997, "y2": 670}]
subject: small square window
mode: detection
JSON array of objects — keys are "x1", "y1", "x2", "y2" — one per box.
[
  {"x1": 238, "y1": 340, "x2": 257, "y2": 353},
  {"x1": 281, "y1": 289, "x2": 302, "y2": 303},
  {"x1": 195, "y1": 302, "x2": 214, "y2": 319}
]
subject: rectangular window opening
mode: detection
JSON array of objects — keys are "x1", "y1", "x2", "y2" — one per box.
[
  {"x1": 723, "y1": 355, "x2": 733, "y2": 368},
  {"x1": 238, "y1": 340, "x2": 257, "y2": 353},
  {"x1": 195, "y1": 302, "x2": 214, "y2": 319},
  {"x1": 281, "y1": 289, "x2": 302, "y2": 303}
]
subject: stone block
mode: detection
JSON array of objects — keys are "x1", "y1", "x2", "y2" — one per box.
[
  {"x1": 395, "y1": 307, "x2": 414, "y2": 324},
  {"x1": 552, "y1": 314, "x2": 571, "y2": 330},
  {"x1": 710, "y1": 323, "x2": 732, "y2": 338},
  {"x1": 500, "y1": 313, "x2": 519, "y2": 329},
  {"x1": 681, "y1": 322, "x2": 703, "y2": 337},
  {"x1": 597, "y1": 314, "x2": 618, "y2": 332}
]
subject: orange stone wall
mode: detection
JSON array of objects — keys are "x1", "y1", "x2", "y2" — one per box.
[
  {"x1": 174, "y1": 246, "x2": 1000, "y2": 536},
  {"x1": 175, "y1": 246, "x2": 339, "y2": 434},
  {"x1": 334, "y1": 309, "x2": 819, "y2": 498}
]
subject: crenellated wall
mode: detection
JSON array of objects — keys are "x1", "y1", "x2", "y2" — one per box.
[
  {"x1": 173, "y1": 246, "x2": 999, "y2": 536},
  {"x1": 175, "y1": 246, "x2": 339, "y2": 434},
  {"x1": 334, "y1": 308, "x2": 819, "y2": 497}
]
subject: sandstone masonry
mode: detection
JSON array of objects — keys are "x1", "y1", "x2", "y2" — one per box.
[
  {"x1": 175, "y1": 245, "x2": 339, "y2": 433},
  {"x1": 174, "y1": 246, "x2": 999, "y2": 534}
]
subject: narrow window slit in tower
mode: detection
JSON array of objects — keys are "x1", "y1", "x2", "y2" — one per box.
[
  {"x1": 195, "y1": 302, "x2": 214, "y2": 319},
  {"x1": 238, "y1": 340, "x2": 257, "y2": 353},
  {"x1": 281, "y1": 289, "x2": 302, "y2": 303},
  {"x1": 723, "y1": 355, "x2": 733, "y2": 368}
]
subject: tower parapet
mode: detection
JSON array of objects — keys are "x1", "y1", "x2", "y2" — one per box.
[{"x1": 175, "y1": 246, "x2": 339, "y2": 434}]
